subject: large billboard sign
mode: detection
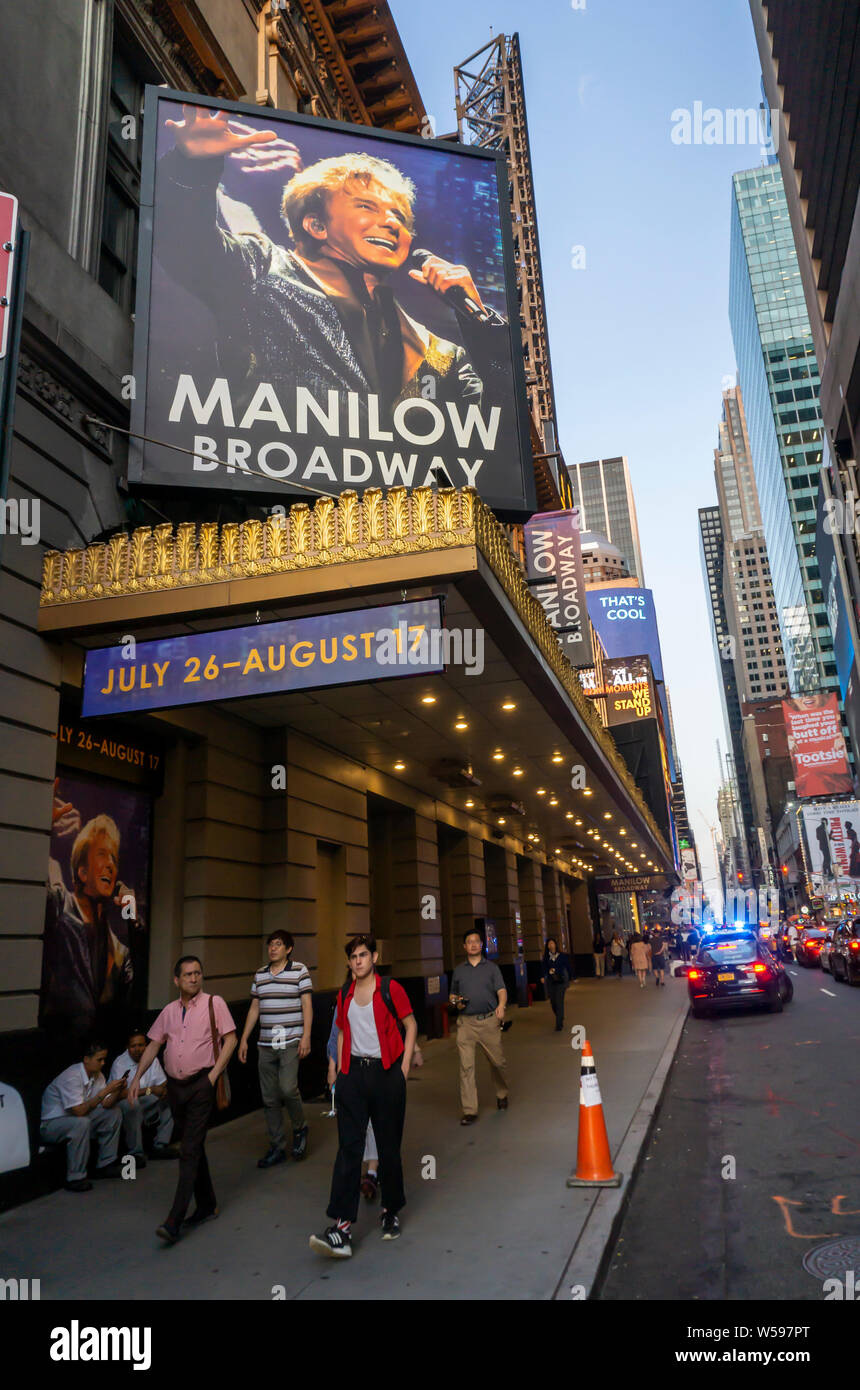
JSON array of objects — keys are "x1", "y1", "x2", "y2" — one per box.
[
  {"x1": 801, "y1": 800, "x2": 860, "y2": 886},
  {"x1": 782, "y1": 693, "x2": 853, "y2": 798},
  {"x1": 586, "y1": 586, "x2": 663, "y2": 679},
  {"x1": 129, "y1": 90, "x2": 534, "y2": 515},
  {"x1": 82, "y1": 598, "x2": 444, "y2": 718},
  {"x1": 523, "y1": 508, "x2": 591, "y2": 667}
]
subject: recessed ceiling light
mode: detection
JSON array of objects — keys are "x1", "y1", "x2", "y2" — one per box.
[
  {"x1": 501, "y1": 700, "x2": 517, "y2": 711},
  {"x1": 631, "y1": 842, "x2": 638, "y2": 849},
  {"x1": 497, "y1": 817, "x2": 506, "y2": 826},
  {"x1": 465, "y1": 799, "x2": 475, "y2": 808},
  {"x1": 640, "y1": 853, "x2": 646, "y2": 858},
  {"x1": 492, "y1": 749, "x2": 505, "y2": 761},
  {"x1": 565, "y1": 812, "x2": 574, "y2": 820},
  {"x1": 619, "y1": 828, "x2": 626, "y2": 836},
  {"x1": 455, "y1": 718, "x2": 469, "y2": 730},
  {"x1": 603, "y1": 812, "x2": 612, "y2": 820},
  {"x1": 536, "y1": 788, "x2": 547, "y2": 796},
  {"x1": 549, "y1": 797, "x2": 558, "y2": 806},
  {"x1": 512, "y1": 766, "x2": 524, "y2": 777},
  {"x1": 421, "y1": 695, "x2": 437, "y2": 705},
  {"x1": 552, "y1": 752, "x2": 564, "y2": 764},
  {"x1": 583, "y1": 788, "x2": 593, "y2": 797},
  {"x1": 575, "y1": 819, "x2": 582, "y2": 826},
  {"x1": 394, "y1": 761, "x2": 406, "y2": 771}
]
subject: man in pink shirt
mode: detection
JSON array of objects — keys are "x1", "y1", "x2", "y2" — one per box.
[{"x1": 128, "y1": 956, "x2": 236, "y2": 1243}]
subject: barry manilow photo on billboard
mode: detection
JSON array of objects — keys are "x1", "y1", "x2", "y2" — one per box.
[
  {"x1": 40, "y1": 774, "x2": 151, "y2": 1041},
  {"x1": 131, "y1": 93, "x2": 532, "y2": 513}
]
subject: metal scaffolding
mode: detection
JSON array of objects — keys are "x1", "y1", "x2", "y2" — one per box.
[{"x1": 454, "y1": 33, "x2": 557, "y2": 454}]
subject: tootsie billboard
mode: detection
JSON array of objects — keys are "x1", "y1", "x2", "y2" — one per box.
[
  {"x1": 129, "y1": 90, "x2": 534, "y2": 516},
  {"x1": 782, "y1": 693, "x2": 853, "y2": 799}
]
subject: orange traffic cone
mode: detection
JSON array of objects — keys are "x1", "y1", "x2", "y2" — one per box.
[{"x1": 566, "y1": 1041, "x2": 622, "y2": 1188}]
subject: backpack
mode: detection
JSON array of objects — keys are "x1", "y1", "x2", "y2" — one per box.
[{"x1": 337, "y1": 975, "x2": 407, "y2": 1040}]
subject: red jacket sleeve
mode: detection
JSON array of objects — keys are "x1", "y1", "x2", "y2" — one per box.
[{"x1": 390, "y1": 980, "x2": 413, "y2": 1020}]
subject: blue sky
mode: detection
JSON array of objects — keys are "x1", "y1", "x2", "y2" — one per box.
[{"x1": 391, "y1": 0, "x2": 768, "y2": 900}]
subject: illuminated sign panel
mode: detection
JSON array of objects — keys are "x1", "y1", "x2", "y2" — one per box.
[{"x1": 83, "y1": 598, "x2": 444, "y2": 718}]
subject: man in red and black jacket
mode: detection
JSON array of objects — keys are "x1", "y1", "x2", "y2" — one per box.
[{"x1": 310, "y1": 934, "x2": 417, "y2": 1258}]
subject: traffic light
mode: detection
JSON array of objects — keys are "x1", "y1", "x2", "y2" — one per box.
[
  {"x1": 737, "y1": 871, "x2": 743, "y2": 883},
  {"x1": 781, "y1": 864, "x2": 788, "y2": 877}
]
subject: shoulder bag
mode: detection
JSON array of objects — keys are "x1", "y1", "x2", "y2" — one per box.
[{"x1": 208, "y1": 995, "x2": 231, "y2": 1110}]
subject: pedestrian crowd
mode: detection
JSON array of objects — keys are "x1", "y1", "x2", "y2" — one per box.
[{"x1": 39, "y1": 915, "x2": 674, "y2": 1258}]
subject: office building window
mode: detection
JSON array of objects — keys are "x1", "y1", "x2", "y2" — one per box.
[{"x1": 98, "y1": 28, "x2": 162, "y2": 313}]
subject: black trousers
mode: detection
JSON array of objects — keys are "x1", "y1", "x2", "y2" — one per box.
[
  {"x1": 327, "y1": 1059, "x2": 406, "y2": 1224},
  {"x1": 547, "y1": 981, "x2": 567, "y2": 1028},
  {"x1": 166, "y1": 1069, "x2": 215, "y2": 1227}
]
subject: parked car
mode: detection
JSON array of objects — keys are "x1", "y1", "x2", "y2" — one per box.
[
  {"x1": 830, "y1": 923, "x2": 860, "y2": 985},
  {"x1": 818, "y1": 933, "x2": 836, "y2": 973},
  {"x1": 687, "y1": 930, "x2": 793, "y2": 1017},
  {"x1": 795, "y1": 928, "x2": 828, "y2": 967}
]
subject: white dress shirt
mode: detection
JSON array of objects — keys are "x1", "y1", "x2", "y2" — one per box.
[
  {"x1": 41, "y1": 1063, "x2": 107, "y2": 1123},
  {"x1": 109, "y1": 1050, "x2": 166, "y2": 1090}
]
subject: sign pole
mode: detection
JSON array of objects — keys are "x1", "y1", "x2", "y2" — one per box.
[{"x1": 0, "y1": 200, "x2": 29, "y2": 571}]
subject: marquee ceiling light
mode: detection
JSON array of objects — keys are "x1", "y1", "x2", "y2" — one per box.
[
  {"x1": 575, "y1": 819, "x2": 583, "y2": 826},
  {"x1": 583, "y1": 788, "x2": 593, "y2": 797},
  {"x1": 552, "y1": 752, "x2": 564, "y2": 764},
  {"x1": 497, "y1": 817, "x2": 506, "y2": 826},
  {"x1": 603, "y1": 812, "x2": 612, "y2": 820},
  {"x1": 512, "y1": 766, "x2": 524, "y2": 777},
  {"x1": 501, "y1": 700, "x2": 517, "y2": 711},
  {"x1": 454, "y1": 718, "x2": 469, "y2": 730},
  {"x1": 619, "y1": 829, "x2": 626, "y2": 836},
  {"x1": 549, "y1": 797, "x2": 558, "y2": 806},
  {"x1": 394, "y1": 761, "x2": 406, "y2": 771},
  {"x1": 421, "y1": 695, "x2": 437, "y2": 705},
  {"x1": 640, "y1": 853, "x2": 646, "y2": 858},
  {"x1": 536, "y1": 788, "x2": 546, "y2": 796},
  {"x1": 492, "y1": 750, "x2": 505, "y2": 761},
  {"x1": 565, "y1": 812, "x2": 574, "y2": 820}
]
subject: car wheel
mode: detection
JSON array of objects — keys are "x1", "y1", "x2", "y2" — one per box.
[
  {"x1": 781, "y1": 976, "x2": 794, "y2": 1003},
  {"x1": 769, "y1": 993, "x2": 784, "y2": 1013},
  {"x1": 690, "y1": 1003, "x2": 707, "y2": 1019}
]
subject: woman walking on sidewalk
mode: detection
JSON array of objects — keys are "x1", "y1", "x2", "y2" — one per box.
[
  {"x1": 610, "y1": 931, "x2": 625, "y2": 978},
  {"x1": 651, "y1": 930, "x2": 668, "y2": 986},
  {"x1": 542, "y1": 938, "x2": 572, "y2": 1031},
  {"x1": 592, "y1": 926, "x2": 606, "y2": 977},
  {"x1": 629, "y1": 933, "x2": 651, "y2": 988}
]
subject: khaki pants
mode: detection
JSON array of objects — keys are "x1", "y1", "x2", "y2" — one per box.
[{"x1": 456, "y1": 1014, "x2": 508, "y2": 1116}]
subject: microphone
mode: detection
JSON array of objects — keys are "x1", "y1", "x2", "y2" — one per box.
[{"x1": 410, "y1": 248, "x2": 496, "y2": 323}]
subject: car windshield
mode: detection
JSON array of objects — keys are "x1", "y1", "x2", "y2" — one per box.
[
  {"x1": 802, "y1": 931, "x2": 826, "y2": 940},
  {"x1": 699, "y1": 937, "x2": 757, "y2": 966}
]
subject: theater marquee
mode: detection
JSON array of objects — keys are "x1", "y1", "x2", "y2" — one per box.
[{"x1": 82, "y1": 598, "x2": 444, "y2": 718}]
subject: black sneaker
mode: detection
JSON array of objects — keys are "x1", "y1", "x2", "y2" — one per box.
[
  {"x1": 257, "y1": 1146, "x2": 287, "y2": 1169},
  {"x1": 497, "y1": 1097, "x2": 509, "y2": 1111},
  {"x1": 292, "y1": 1124, "x2": 309, "y2": 1161},
  {"x1": 381, "y1": 1212, "x2": 400, "y2": 1240},
  {"x1": 93, "y1": 1161, "x2": 124, "y2": 1178},
  {"x1": 129, "y1": 1152, "x2": 147, "y2": 1169},
  {"x1": 64, "y1": 1178, "x2": 93, "y2": 1193},
  {"x1": 155, "y1": 1221, "x2": 180, "y2": 1245},
  {"x1": 183, "y1": 1206, "x2": 218, "y2": 1228},
  {"x1": 460, "y1": 1113, "x2": 478, "y2": 1125},
  {"x1": 309, "y1": 1225, "x2": 352, "y2": 1258},
  {"x1": 150, "y1": 1145, "x2": 179, "y2": 1161}
]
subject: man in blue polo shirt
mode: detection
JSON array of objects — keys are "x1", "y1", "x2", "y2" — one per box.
[{"x1": 239, "y1": 929, "x2": 312, "y2": 1168}]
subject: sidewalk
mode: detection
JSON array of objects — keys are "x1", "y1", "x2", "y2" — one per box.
[{"x1": 0, "y1": 975, "x2": 688, "y2": 1301}]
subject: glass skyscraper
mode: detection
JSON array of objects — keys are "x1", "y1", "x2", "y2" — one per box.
[
  {"x1": 566, "y1": 457, "x2": 645, "y2": 586},
  {"x1": 728, "y1": 164, "x2": 836, "y2": 697}
]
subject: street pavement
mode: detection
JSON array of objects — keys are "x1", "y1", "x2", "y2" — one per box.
[
  {"x1": 1, "y1": 971, "x2": 687, "y2": 1301},
  {"x1": 599, "y1": 961, "x2": 860, "y2": 1301}
]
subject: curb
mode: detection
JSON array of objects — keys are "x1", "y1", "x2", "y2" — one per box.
[{"x1": 552, "y1": 996, "x2": 688, "y2": 1300}]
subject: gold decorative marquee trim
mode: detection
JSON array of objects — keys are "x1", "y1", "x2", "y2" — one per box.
[{"x1": 39, "y1": 485, "x2": 671, "y2": 861}]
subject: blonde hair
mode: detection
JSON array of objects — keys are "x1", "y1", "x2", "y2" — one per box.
[
  {"x1": 281, "y1": 152, "x2": 416, "y2": 253},
  {"x1": 71, "y1": 815, "x2": 120, "y2": 890}
]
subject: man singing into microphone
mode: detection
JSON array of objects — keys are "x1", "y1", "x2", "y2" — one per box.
[{"x1": 155, "y1": 105, "x2": 507, "y2": 427}]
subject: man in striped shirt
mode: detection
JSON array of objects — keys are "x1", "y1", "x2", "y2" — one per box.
[{"x1": 239, "y1": 930, "x2": 312, "y2": 1168}]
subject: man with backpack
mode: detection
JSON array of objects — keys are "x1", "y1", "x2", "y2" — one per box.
[{"x1": 309, "y1": 934, "x2": 417, "y2": 1258}]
